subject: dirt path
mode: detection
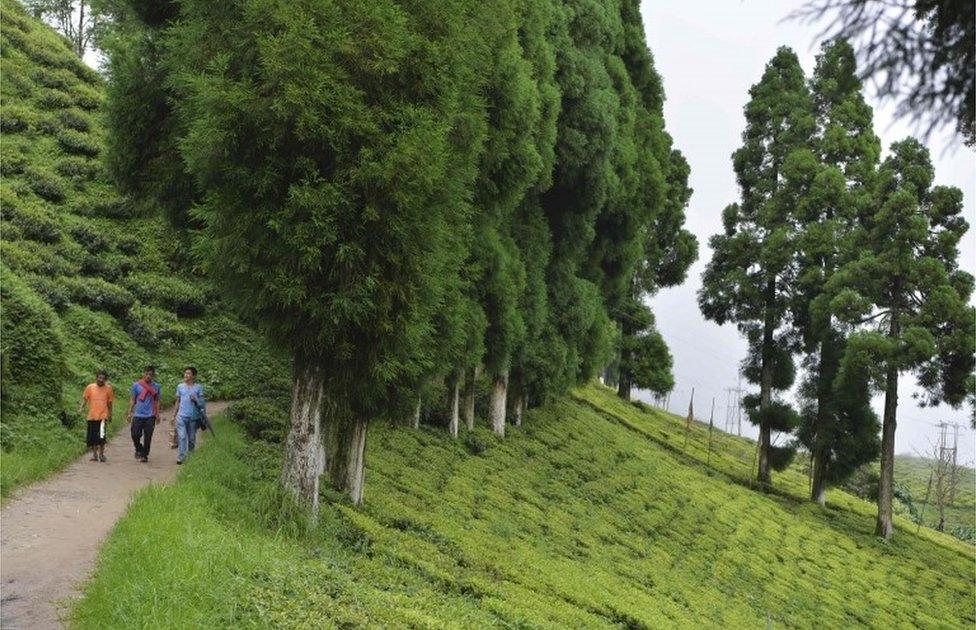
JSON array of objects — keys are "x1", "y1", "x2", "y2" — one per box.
[{"x1": 0, "y1": 401, "x2": 230, "y2": 629}]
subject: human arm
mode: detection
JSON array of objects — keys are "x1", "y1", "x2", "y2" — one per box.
[
  {"x1": 172, "y1": 386, "x2": 181, "y2": 423},
  {"x1": 77, "y1": 386, "x2": 88, "y2": 415},
  {"x1": 125, "y1": 386, "x2": 136, "y2": 423}
]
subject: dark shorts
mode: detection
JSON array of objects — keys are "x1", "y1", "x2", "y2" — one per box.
[{"x1": 86, "y1": 420, "x2": 107, "y2": 446}]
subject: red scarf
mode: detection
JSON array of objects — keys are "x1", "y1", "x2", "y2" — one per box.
[{"x1": 137, "y1": 379, "x2": 159, "y2": 417}]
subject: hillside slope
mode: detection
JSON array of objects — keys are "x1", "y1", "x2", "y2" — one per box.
[
  {"x1": 73, "y1": 385, "x2": 973, "y2": 628},
  {"x1": 0, "y1": 1, "x2": 285, "y2": 497},
  {"x1": 894, "y1": 455, "x2": 975, "y2": 539}
]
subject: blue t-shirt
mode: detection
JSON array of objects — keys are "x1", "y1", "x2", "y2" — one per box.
[
  {"x1": 176, "y1": 383, "x2": 206, "y2": 419},
  {"x1": 130, "y1": 381, "x2": 161, "y2": 418}
]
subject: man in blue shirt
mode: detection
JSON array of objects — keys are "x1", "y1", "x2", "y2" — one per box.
[
  {"x1": 171, "y1": 366, "x2": 206, "y2": 465},
  {"x1": 126, "y1": 365, "x2": 161, "y2": 462}
]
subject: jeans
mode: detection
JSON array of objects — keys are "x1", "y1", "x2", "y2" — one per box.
[
  {"x1": 177, "y1": 415, "x2": 198, "y2": 462},
  {"x1": 131, "y1": 416, "x2": 156, "y2": 458}
]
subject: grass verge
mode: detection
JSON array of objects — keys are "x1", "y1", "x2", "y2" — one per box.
[{"x1": 71, "y1": 386, "x2": 974, "y2": 628}]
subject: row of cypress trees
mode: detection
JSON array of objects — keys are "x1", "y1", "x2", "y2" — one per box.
[
  {"x1": 700, "y1": 41, "x2": 974, "y2": 539},
  {"x1": 101, "y1": 0, "x2": 696, "y2": 513}
]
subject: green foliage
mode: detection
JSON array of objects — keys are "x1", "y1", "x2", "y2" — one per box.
[
  {"x1": 122, "y1": 272, "x2": 207, "y2": 317},
  {"x1": 0, "y1": 267, "x2": 67, "y2": 392},
  {"x1": 3, "y1": 194, "x2": 62, "y2": 243},
  {"x1": 0, "y1": 2, "x2": 285, "y2": 498},
  {"x1": 71, "y1": 387, "x2": 975, "y2": 627},
  {"x1": 227, "y1": 397, "x2": 289, "y2": 444},
  {"x1": 63, "y1": 276, "x2": 134, "y2": 317},
  {"x1": 25, "y1": 168, "x2": 66, "y2": 202},
  {"x1": 124, "y1": 303, "x2": 186, "y2": 348},
  {"x1": 57, "y1": 128, "x2": 100, "y2": 156}
]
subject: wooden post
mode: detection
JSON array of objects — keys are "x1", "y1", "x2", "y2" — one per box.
[
  {"x1": 707, "y1": 397, "x2": 715, "y2": 468},
  {"x1": 916, "y1": 470, "x2": 934, "y2": 534},
  {"x1": 683, "y1": 387, "x2": 695, "y2": 451}
]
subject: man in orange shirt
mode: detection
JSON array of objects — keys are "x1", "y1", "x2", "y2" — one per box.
[{"x1": 78, "y1": 370, "x2": 114, "y2": 462}]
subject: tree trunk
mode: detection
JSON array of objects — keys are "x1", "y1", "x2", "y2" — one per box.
[
  {"x1": 810, "y1": 338, "x2": 832, "y2": 505},
  {"x1": 875, "y1": 300, "x2": 901, "y2": 540},
  {"x1": 279, "y1": 359, "x2": 327, "y2": 516},
  {"x1": 810, "y1": 453, "x2": 827, "y2": 506},
  {"x1": 617, "y1": 372, "x2": 631, "y2": 401},
  {"x1": 757, "y1": 280, "x2": 776, "y2": 487},
  {"x1": 512, "y1": 390, "x2": 525, "y2": 427},
  {"x1": 324, "y1": 405, "x2": 368, "y2": 506},
  {"x1": 76, "y1": 2, "x2": 85, "y2": 57},
  {"x1": 412, "y1": 395, "x2": 421, "y2": 429},
  {"x1": 463, "y1": 365, "x2": 479, "y2": 431},
  {"x1": 448, "y1": 376, "x2": 460, "y2": 438},
  {"x1": 489, "y1": 371, "x2": 508, "y2": 438}
]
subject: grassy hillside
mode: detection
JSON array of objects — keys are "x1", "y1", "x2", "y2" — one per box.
[
  {"x1": 72, "y1": 384, "x2": 973, "y2": 628},
  {"x1": 893, "y1": 455, "x2": 976, "y2": 540},
  {"x1": 0, "y1": 1, "x2": 285, "y2": 497}
]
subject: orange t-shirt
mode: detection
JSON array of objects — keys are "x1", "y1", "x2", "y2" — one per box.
[{"x1": 83, "y1": 383, "x2": 114, "y2": 420}]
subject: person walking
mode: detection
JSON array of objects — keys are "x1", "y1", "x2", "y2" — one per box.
[
  {"x1": 78, "y1": 370, "x2": 113, "y2": 462},
  {"x1": 126, "y1": 365, "x2": 160, "y2": 463},
  {"x1": 171, "y1": 366, "x2": 205, "y2": 465}
]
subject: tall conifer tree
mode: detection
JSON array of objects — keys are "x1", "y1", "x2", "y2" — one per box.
[
  {"x1": 829, "y1": 138, "x2": 974, "y2": 539},
  {"x1": 699, "y1": 47, "x2": 815, "y2": 486},
  {"x1": 793, "y1": 40, "x2": 882, "y2": 504}
]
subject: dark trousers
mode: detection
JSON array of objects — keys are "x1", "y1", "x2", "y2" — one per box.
[{"x1": 131, "y1": 416, "x2": 156, "y2": 457}]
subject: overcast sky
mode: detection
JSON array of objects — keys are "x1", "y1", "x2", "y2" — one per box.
[{"x1": 637, "y1": 0, "x2": 976, "y2": 463}]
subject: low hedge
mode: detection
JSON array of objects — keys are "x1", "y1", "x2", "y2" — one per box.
[
  {"x1": 0, "y1": 268, "x2": 67, "y2": 393},
  {"x1": 123, "y1": 272, "x2": 208, "y2": 317},
  {"x1": 57, "y1": 128, "x2": 100, "y2": 157},
  {"x1": 125, "y1": 303, "x2": 188, "y2": 348},
  {"x1": 226, "y1": 397, "x2": 289, "y2": 444},
  {"x1": 4, "y1": 195, "x2": 62, "y2": 243},
  {"x1": 25, "y1": 168, "x2": 67, "y2": 203},
  {"x1": 63, "y1": 276, "x2": 135, "y2": 317}
]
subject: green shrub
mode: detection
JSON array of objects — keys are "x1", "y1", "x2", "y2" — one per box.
[
  {"x1": 34, "y1": 114, "x2": 60, "y2": 135},
  {"x1": 81, "y1": 252, "x2": 134, "y2": 282},
  {"x1": 31, "y1": 68, "x2": 73, "y2": 91},
  {"x1": 56, "y1": 156, "x2": 99, "y2": 180},
  {"x1": 1, "y1": 150, "x2": 28, "y2": 176},
  {"x1": 0, "y1": 104, "x2": 35, "y2": 133},
  {"x1": 23, "y1": 273, "x2": 72, "y2": 311},
  {"x1": 117, "y1": 235, "x2": 141, "y2": 256},
  {"x1": 227, "y1": 397, "x2": 289, "y2": 443},
  {"x1": 1, "y1": 220, "x2": 24, "y2": 240},
  {"x1": 0, "y1": 267, "x2": 67, "y2": 394},
  {"x1": 70, "y1": 223, "x2": 111, "y2": 253},
  {"x1": 72, "y1": 195, "x2": 130, "y2": 219},
  {"x1": 58, "y1": 108, "x2": 91, "y2": 132},
  {"x1": 123, "y1": 272, "x2": 207, "y2": 317},
  {"x1": 125, "y1": 303, "x2": 187, "y2": 348},
  {"x1": 2, "y1": 240, "x2": 77, "y2": 276},
  {"x1": 57, "y1": 129, "x2": 100, "y2": 156},
  {"x1": 36, "y1": 88, "x2": 73, "y2": 110},
  {"x1": 64, "y1": 276, "x2": 134, "y2": 317},
  {"x1": 25, "y1": 168, "x2": 66, "y2": 203},
  {"x1": 4, "y1": 197, "x2": 61, "y2": 243},
  {"x1": 72, "y1": 84, "x2": 102, "y2": 110}
]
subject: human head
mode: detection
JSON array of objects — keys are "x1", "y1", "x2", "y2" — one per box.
[
  {"x1": 142, "y1": 365, "x2": 156, "y2": 381},
  {"x1": 95, "y1": 370, "x2": 108, "y2": 386},
  {"x1": 183, "y1": 366, "x2": 197, "y2": 383}
]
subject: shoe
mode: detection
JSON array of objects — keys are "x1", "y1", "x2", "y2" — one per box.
[
  {"x1": 134, "y1": 451, "x2": 141, "y2": 460},
  {"x1": 99, "y1": 454, "x2": 107, "y2": 462},
  {"x1": 140, "y1": 456, "x2": 148, "y2": 463},
  {"x1": 90, "y1": 455, "x2": 98, "y2": 462},
  {"x1": 176, "y1": 459, "x2": 183, "y2": 465}
]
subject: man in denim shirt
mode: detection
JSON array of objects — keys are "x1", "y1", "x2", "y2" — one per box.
[
  {"x1": 126, "y1": 365, "x2": 161, "y2": 462},
  {"x1": 171, "y1": 366, "x2": 206, "y2": 465}
]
